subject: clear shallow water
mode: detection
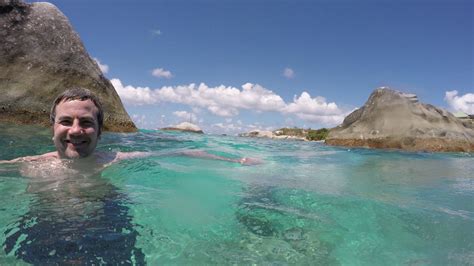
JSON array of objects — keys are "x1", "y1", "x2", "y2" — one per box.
[{"x1": 0, "y1": 124, "x2": 473, "y2": 265}]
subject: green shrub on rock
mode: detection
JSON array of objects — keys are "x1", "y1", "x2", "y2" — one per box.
[{"x1": 306, "y1": 128, "x2": 329, "y2": 141}]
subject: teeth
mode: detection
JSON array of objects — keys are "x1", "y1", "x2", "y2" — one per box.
[{"x1": 66, "y1": 140, "x2": 86, "y2": 144}]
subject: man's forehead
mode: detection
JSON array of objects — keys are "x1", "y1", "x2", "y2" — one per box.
[{"x1": 56, "y1": 99, "x2": 99, "y2": 116}]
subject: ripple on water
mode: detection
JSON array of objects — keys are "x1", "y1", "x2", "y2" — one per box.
[{"x1": 0, "y1": 127, "x2": 473, "y2": 264}]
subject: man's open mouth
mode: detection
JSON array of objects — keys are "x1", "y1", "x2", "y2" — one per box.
[{"x1": 65, "y1": 140, "x2": 88, "y2": 145}]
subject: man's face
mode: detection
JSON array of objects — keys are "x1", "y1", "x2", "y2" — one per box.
[{"x1": 52, "y1": 99, "x2": 100, "y2": 159}]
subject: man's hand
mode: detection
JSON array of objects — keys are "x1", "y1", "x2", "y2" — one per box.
[{"x1": 239, "y1": 157, "x2": 262, "y2": 166}]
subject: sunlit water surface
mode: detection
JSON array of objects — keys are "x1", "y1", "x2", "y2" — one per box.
[{"x1": 0, "y1": 124, "x2": 473, "y2": 265}]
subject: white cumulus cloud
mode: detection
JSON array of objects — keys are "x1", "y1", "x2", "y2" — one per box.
[
  {"x1": 131, "y1": 114, "x2": 151, "y2": 129},
  {"x1": 125, "y1": 82, "x2": 286, "y2": 116},
  {"x1": 208, "y1": 105, "x2": 239, "y2": 117},
  {"x1": 283, "y1": 67, "x2": 295, "y2": 79},
  {"x1": 112, "y1": 78, "x2": 347, "y2": 126},
  {"x1": 173, "y1": 111, "x2": 197, "y2": 122},
  {"x1": 283, "y1": 92, "x2": 346, "y2": 124},
  {"x1": 293, "y1": 113, "x2": 345, "y2": 125},
  {"x1": 284, "y1": 92, "x2": 340, "y2": 115},
  {"x1": 111, "y1": 79, "x2": 158, "y2": 105},
  {"x1": 444, "y1": 90, "x2": 474, "y2": 114},
  {"x1": 152, "y1": 68, "x2": 173, "y2": 79},
  {"x1": 151, "y1": 29, "x2": 162, "y2": 36},
  {"x1": 93, "y1": 58, "x2": 109, "y2": 74},
  {"x1": 211, "y1": 122, "x2": 242, "y2": 131}
]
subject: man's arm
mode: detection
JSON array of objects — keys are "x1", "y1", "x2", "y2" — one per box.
[
  {"x1": 0, "y1": 158, "x2": 22, "y2": 164},
  {"x1": 0, "y1": 152, "x2": 58, "y2": 164},
  {"x1": 113, "y1": 151, "x2": 154, "y2": 162},
  {"x1": 179, "y1": 150, "x2": 262, "y2": 165},
  {"x1": 114, "y1": 150, "x2": 261, "y2": 165}
]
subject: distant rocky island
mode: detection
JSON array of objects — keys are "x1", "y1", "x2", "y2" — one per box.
[
  {"x1": 326, "y1": 88, "x2": 474, "y2": 152},
  {"x1": 161, "y1": 122, "x2": 204, "y2": 134},
  {"x1": 0, "y1": 0, "x2": 136, "y2": 132},
  {"x1": 239, "y1": 88, "x2": 473, "y2": 152},
  {"x1": 239, "y1": 128, "x2": 329, "y2": 141}
]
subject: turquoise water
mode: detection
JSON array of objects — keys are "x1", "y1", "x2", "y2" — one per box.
[{"x1": 0, "y1": 124, "x2": 473, "y2": 265}]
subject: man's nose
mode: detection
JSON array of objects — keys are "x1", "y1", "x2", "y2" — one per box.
[{"x1": 69, "y1": 120, "x2": 84, "y2": 135}]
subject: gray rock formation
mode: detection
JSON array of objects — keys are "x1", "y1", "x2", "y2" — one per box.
[
  {"x1": 326, "y1": 88, "x2": 474, "y2": 152},
  {"x1": 161, "y1": 122, "x2": 204, "y2": 134},
  {"x1": 239, "y1": 130, "x2": 275, "y2": 138},
  {"x1": 0, "y1": 0, "x2": 136, "y2": 132}
]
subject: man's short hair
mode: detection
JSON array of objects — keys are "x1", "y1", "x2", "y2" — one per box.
[{"x1": 50, "y1": 87, "x2": 104, "y2": 134}]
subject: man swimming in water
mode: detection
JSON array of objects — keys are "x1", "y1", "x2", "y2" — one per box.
[
  {"x1": 0, "y1": 87, "x2": 259, "y2": 264},
  {"x1": 1, "y1": 87, "x2": 256, "y2": 166}
]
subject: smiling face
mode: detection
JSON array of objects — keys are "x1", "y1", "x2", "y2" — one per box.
[{"x1": 52, "y1": 99, "x2": 100, "y2": 159}]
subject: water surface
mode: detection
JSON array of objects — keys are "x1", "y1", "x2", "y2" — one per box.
[{"x1": 0, "y1": 124, "x2": 473, "y2": 265}]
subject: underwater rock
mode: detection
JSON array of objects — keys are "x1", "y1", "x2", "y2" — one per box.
[
  {"x1": 326, "y1": 88, "x2": 474, "y2": 152},
  {"x1": 237, "y1": 213, "x2": 276, "y2": 237},
  {"x1": 0, "y1": 0, "x2": 136, "y2": 132},
  {"x1": 283, "y1": 227, "x2": 304, "y2": 241},
  {"x1": 161, "y1": 122, "x2": 204, "y2": 133}
]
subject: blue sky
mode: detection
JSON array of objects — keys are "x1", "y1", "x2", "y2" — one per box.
[{"x1": 33, "y1": 0, "x2": 473, "y2": 134}]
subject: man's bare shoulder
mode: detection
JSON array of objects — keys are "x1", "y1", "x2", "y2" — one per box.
[
  {"x1": 0, "y1": 152, "x2": 59, "y2": 164},
  {"x1": 37, "y1": 152, "x2": 59, "y2": 160}
]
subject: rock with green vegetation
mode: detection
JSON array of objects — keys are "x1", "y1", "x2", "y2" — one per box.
[
  {"x1": 306, "y1": 128, "x2": 329, "y2": 141},
  {"x1": 326, "y1": 88, "x2": 474, "y2": 152},
  {"x1": 0, "y1": 0, "x2": 136, "y2": 132},
  {"x1": 274, "y1": 128, "x2": 306, "y2": 137},
  {"x1": 239, "y1": 127, "x2": 329, "y2": 141}
]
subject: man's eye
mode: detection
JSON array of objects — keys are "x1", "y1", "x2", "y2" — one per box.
[
  {"x1": 81, "y1": 121, "x2": 94, "y2": 127},
  {"x1": 59, "y1": 120, "x2": 72, "y2": 126}
]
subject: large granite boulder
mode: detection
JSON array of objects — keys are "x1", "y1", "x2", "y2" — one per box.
[
  {"x1": 161, "y1": 122, "x2": 204, "y2": 134},
  {"x1": 239, "y1": 130, "x2": 275, "y2": 138},
  {"x1": 326, "y1": 88, "x2": 474, "y2": 152},
  {"x1": 0, "y1": 0, "x2": 136, "y2": 132}
]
